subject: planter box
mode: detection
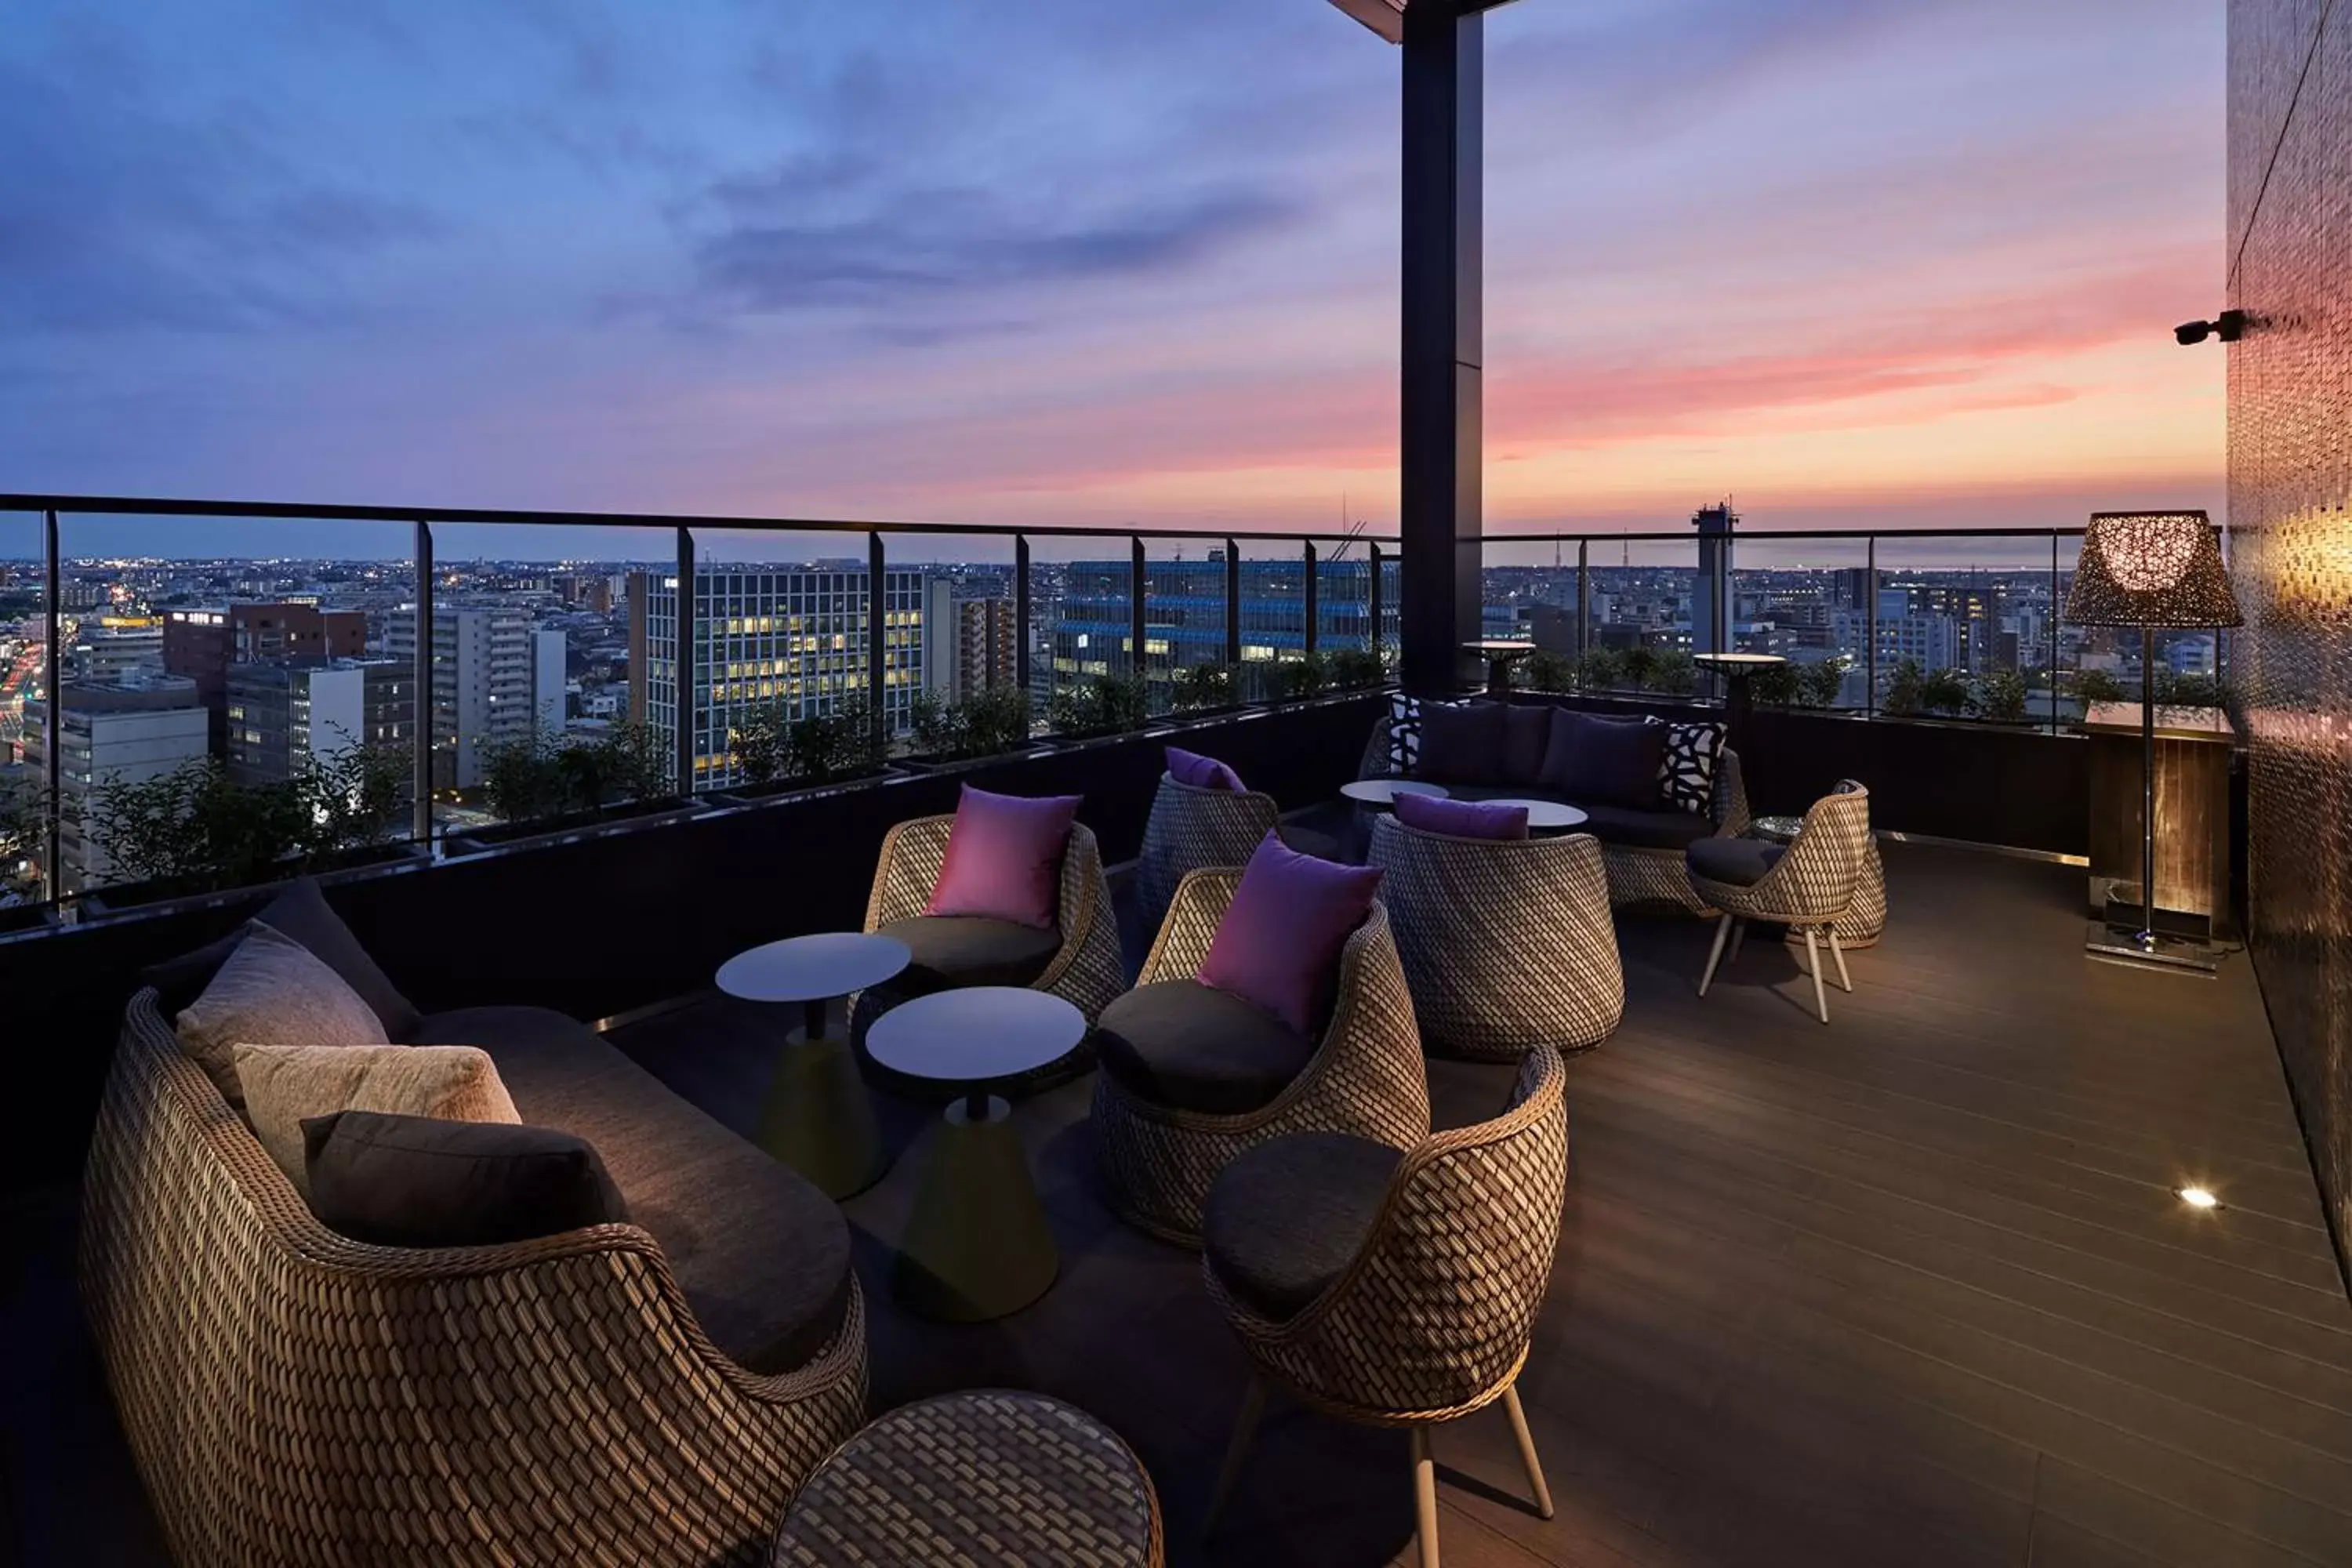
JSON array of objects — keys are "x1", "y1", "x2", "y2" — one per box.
[
  {"x1": 709, "y1": 764, "x2": 898, "y2": 805},
  {"x1": 445, "y1": 797, "x2": 702, "y2": 856},
  {"x1": 78, "y1": 841, "x2": 430, "y2": 920},
  {"x1": 892, "y1": 741, "x2": 1052, "y2": 774},
  {"x1": 0, "y1": 902, "x2": 57, "y2": 939}
]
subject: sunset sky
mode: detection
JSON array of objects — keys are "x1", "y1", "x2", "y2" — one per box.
[{"x1": 0, "y1": 0, "x2": 2226, "y2": 556}]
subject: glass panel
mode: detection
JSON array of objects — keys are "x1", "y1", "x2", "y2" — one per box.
[
  {"x1": 1722, "y1": 535, "x2": 1875, "y2": 713},
  {"x1": 39, "y1": 510, "x2": 419, "y2": 902},
  {"x1": 1, "y1": 512, "x2": 45, "y2": 908},
  {"x1": 1028, "y1": 535, "x2": 1141, "y2": 738},
  {"x1": 1232, "y1": 538, "x2": 1310, "y2": 705},
  {"x1": 1870, "y1": 534, "x2": 2061, "y2": 726},
  {"x1": 879, "y1": 532, "x2": 1024, "y2": 763},
  {"x1": 1582, "y1": 536, "x2": 1704, "y2": 700},
  {"x1": 1314, "y1": 533, "x2": 1396, "y2": 691},
  {"x1": 426, "y1": 520, "x2": 675, "y2": 826},
  {"x1": 1142, "y1": 538, "x2": 1229, "y2": 717},
  {"x1": 1480, "y1": 537, "x2": 1581, "y2": 692}
]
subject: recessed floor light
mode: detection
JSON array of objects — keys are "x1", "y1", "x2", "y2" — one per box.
[{"x1": 2178, "y1": 1185, "x2": 2221, "y2": 1210}]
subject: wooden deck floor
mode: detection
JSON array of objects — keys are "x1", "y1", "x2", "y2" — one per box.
[
  {"x1": 5, "y1": 840, "x2": 2343, "y2": 1565},
  {"x1": 619, "y1": 840, "x2": 2352, "y2": 1568}
]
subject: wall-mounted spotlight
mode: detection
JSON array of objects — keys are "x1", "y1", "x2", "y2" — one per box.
[{"x1": 2174, "y1": 309, "x2": 2248, "y2": 346}]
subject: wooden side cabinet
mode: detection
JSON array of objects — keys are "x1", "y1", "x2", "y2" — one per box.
[{"x1": 2082, "y1": 702, "x2": 2234, "y2": 939}]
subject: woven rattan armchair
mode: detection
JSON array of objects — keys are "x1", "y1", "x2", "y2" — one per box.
[
  {"x1": 1690, "y1": 780, "x2": 1873, "y2": 1024},
  {"x1": 1203, "y1": 1044, "x2": 1570, "y2": 1567},
  {"x1": 82, "y1": 991, "x2": 870, "y2": 1568},
  {"x1": 1357, "y1": 708, "x2": 1751, "y2": 913},
  {"x1": 1091, "y1": 869, "x2": 1430, "y2": 1244},
  {"x1": 1134, "y1": 772, "x2": 1280, "y2": 942},
  {"x1": 848, "y1": 815, "x2": 1125, "y2": 1083},
  {"x1": 1368, "y1": 816, "x2": 1623, "y2": 1060}
]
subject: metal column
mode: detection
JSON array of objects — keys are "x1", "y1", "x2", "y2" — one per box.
[
  {"x1": 676, "y1": 526, "x2": 697, "y2": 797},
  {"x1": 867, "y1": 533, "x2": 887, "y2": 754},
  {"x1": 1014, "y1": 535, "x2": 1032, "y2": 699},
  {"x1": 1864, "y1": 535, "x2": 1878, "y2": 717},
  {"x1": 1224, "y1": 539, "x2": 1243, "y2": 669},
  {"x1": 411, "y1": 521, "x2": 434, "y2": 844},
  {"x1": 1130, "y1": 536, "x2": 1148, "y2": 687},
  {"x1": 40, "y1": 510, "x2": 60, "y2": 901},
  {"x1": 1302, "y1": 539, "x2": 1319, "y2": 658},
  {"x1": 1367, "y1": 541, "x2": 1384, "y2": 662}
]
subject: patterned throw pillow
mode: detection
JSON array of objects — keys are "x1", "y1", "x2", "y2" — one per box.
[
  {"x1": 1385, "y1": 693, "x2": 1422, "y2": 774},
  {"x1": 1657, "y1": 721, "x2": 1726, "y2": 815}
]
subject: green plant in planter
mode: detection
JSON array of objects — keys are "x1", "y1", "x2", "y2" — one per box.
[
  {"x1": 1918, "y1": 667, "x2": 1972, "y2": 715},
  {"x1": 1798, "y1": 656, "x2": 1852, "y2": 710},
  {"x1": 1651, "y1": 649, "x2": 1697, "y2": 697},
  {"x1": 1748, "y1": 660, "x2": 1802, "y2": 707},
  {"x1": 85, "y1": 740, "x2": 410, "y2": 896},
  {"x1": 484, "y1": 720, "x2": 670, "y2": 824},
  {"x1": 1575, "y1": 647, "x2": 1625, "y2": 691},
  {"x1": 1882, "y1": 658, "x2": 1926, "y2": 717},
  {"x1": 2070, "y1": 667, "x2": 2125, "y2": 704},
  {"x1": 1618, "y1": 644, "x2": 1659, "y2": 691},
  {"x1": 788, "y1": 695, "x2": 881, "y2": 782},
  {"x1": 1173, "y1": 662, "x2": 1236, "y2": 713},
  {"x1": 1516, "y1": 650, "x2": 1576, "y2": 693},
  {"x1": 2151, "y1": 668, "x2": 2227, "y2": 707},
  {"x1": 1323, "y1": 647, "x2": 1385, "y2": 691},
  {"x1": 1265, "y1": 653, "x2": 1328, "y2": 703},
  {"x1": 0, "y1": 777, "x2": 45, "y2": 902},
  {"x1": 728, "y1": 704, "x2": 791, "y2": 786},
  {"x1": 1047, "y1": 673, "x2": 1149, "y2": 739},
  {"x1": 482, "y1": 735, "x2": 575, "y2": 823},
  {"x1": 960, "y1": 684, "x2": 1033, "y2": 756},
  {"x1": 1970, "y1": 669, "x2": 2030, "y2": 723}
]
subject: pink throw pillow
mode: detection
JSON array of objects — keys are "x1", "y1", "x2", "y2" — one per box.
[
  {"x1": 1166, "y1": 746, "x2": 1245, "y2": 793},
  {"x1": 1393, "y1": 791, "x2": 1530, "y2": 841},
  {"x1": 924, "y1": 787, "x2": 1083, "y2": 931},
  {"x1": 1198, "y1": 833, "x2": 1383, "y2": 1036}
]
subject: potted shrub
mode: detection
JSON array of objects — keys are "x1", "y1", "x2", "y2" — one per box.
[
  {"x1": 1322, "y1": 647, "x2": 1387, "y2": 693},
  {"x1": 454, "y1": 720, "x2": 687, "y2": 849},
  {"x1": 1969, "y1": 670, "x2": 2031, "y2": 724},
  {"x1": 1575, "y1": 646, "x2": 1626, "y2": 693},
  {"x1": 1046, "y1": 673, "x2": 1149, "y2": 741},
  {"x1": 1514, "y1": 649, "x2": 1576, "y2": 694},
  {"x1": 0, "y1": 778, "x2": 56, "y2": 934},
  {"x1": 899, "y1": 684, "x2": 1037, "y2": 768},
  {"x1": 1171, "y1": 662, "x2": 1238, "y2": 716},
  {"x1": 1261, "y1": 653, "x2": 1328, "y2": 705},
  {"x1": 1798, "y1": 656, "x2": 1852, "y2": 710},
  {"x1": 721, "y1": 695, "x2": 889, "y2": 800}
]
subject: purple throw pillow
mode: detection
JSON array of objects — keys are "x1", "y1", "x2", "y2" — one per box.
[
  {"x1": 1166, "y1": 746, "x2": 1245, "y2": 793},
  {"x1": 924, "y1": 786, "x2": 1083, "y2": 931},
  {"x1": 1393, "y1": 790, "x2": 1530, "y2": 841},
  {"x1": 1198, "y1": 833, "x2": 1383, "y2": 1037}
]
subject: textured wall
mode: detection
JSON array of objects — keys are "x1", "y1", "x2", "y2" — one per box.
[{"x1": 2229, "y1": 0, "x2": 2352, "y2": 1271}]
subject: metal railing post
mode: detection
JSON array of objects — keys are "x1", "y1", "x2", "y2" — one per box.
[
  {"x1": 1014, "y1": 534, "x2": 1032, "y2": 700},
  {"x1": 412, "y1": 521, "x2": 434, "y2": 844},
  {"x1": 867, "y1": 532, "x2": 887, "y2": 754},
  {"x1": 1864, "y1": 535, "x2": 1878, "y2": 718},
  {"x1": 1576, "y1": 538, "x2": 1589, "y2": 659},
  {"x1": 675, "y1": 526, "x2": 697, "y2": 797},
  {"x1": 1224, "y1": 539, "x2": 1242, "y2": 669},
  {"x1": 2049, "y1": 531, "x2": 2062, "y2": 728},
  {"x1": 1367, "y1": 542, "x2": 1383, "y2": 661},
  {"x1": 1302, "y1": 538, "x2": 1319, "y2": 658},
  {"x1": 41, "y1": 509, "x2": 60, "y2": 901},
  {"x1": 1129, "y1": 535, "x2": 1148, "y2": 689}
]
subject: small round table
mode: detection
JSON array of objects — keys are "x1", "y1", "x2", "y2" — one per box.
[
  {"x1": 717, "y1": 933, "x2": 909, "y2": 1200},
  {"x1": 1475, "y1": 798, "x2": 1590, "y2": 837},
  {"x1": 1461, "y1": 638, "x2": 1537, "y2": 697},
  {"x1": 865, "y1": 987, "x2": 1088, "y2": 1322},
  {"x1": 1341, "y1": 778, "x2": 1450, "y2": 810},
  {"x1": 1748, "y1": 814, "x2": 1804, "y2": 844},
  {"x1": 771, "y1": 1391, "x2": 1163, "y2": 1567}
]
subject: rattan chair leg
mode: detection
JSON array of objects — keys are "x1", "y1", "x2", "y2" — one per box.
[
  {"x1": 1727, "y1": 919, "x2": 1747, "y2": 964},
  {"x1": 1501, "y1": 1383, "x2": 1554, "y2": 1520},
  {"x1": 1828, "y1": 928, "x2": 1853, "y2": 993},
  {"x1": 1203, "y1": 1374, "x2": 1268, "y2": 1537},
  {"x1": 1698, "y1": 913, "x2": 1733, "y2": 996},
  {"x1": 1410, "y1": 1425, "x2": 1442, "y2": 1568},
  {"x1": 1802, "y1": 928, "x2": 1830, "y2": 1023}
]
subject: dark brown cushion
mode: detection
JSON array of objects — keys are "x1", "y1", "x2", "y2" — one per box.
[
  {"x1": 1499, "y1": 704, "x2": 1554, "y2": 786},
  {"x1": 1095, "y1": 979, "x2": 1318, "y2": 1116},
  {"x1": 1204, "y1": 1132, "x2": 1404, "y2": 1320},
  {"x1": 408, "y1": 1005, "x2": 852, "y2": 1374},
  {"x1": 1574, "y1": 802, "x2": 1718, "y2": 851},
  {"x1": 1539, "y1": 711, "x2": 1667, "y2": 809},
  {"x1": 302, "y1": 1110, "x2": 628, "y2": 1247},
  {"x1": 877, "y1": 915, "x2": 1062, "y2": 994},
  {"x1": 1687, "y1": 836, "x2": 1786, "y2": 887},
  {"x1": 1415, "y1": 702, "x2": 1507, "y2": 786},
  {"x1": 137, "y1": 927, "x2": 248, "y2": 1019},
  {"x1": 254, "y1": 877, "x2": 421, "y2": 1039}
]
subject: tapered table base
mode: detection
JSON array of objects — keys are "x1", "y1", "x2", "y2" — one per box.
[
  {"x1": 758, "y1": 1030, "x2": 889, "y2": 1200},
  {"x1": 891, "y1": 1094, "x2": 1060, "y2": 1323}
]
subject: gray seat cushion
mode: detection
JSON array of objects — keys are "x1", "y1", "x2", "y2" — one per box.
[
  {"x1": 1203, "y1": 1132, "x2": 1405, "y2": 1320},
  {"x1": 1686, "y1": 836, "x2": 1786, "y2": 887},
  {"x1": 404, "y1": 1006, "x2": 852, "y2": 1375},
  {"x1": 877, "y1": 915, "x2": 1062, "y2": 994},
  {"x1": 1094, "y1": 980, "x2": 1317, "y2": 1116}
]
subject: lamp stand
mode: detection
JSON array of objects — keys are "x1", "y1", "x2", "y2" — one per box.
[{"x1": 2084, "y1": 626, "x2": 2225, "y2": 974}]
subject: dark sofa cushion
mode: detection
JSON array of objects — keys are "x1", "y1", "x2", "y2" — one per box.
[
  {"x1": 254, "y1": 877, "x2": 421, "y2": 1040},
  {"x1": 1204, "y1": 1132, "x2": 1404, "y2": 1320},
  {"x1": 1575, "y1": 802, "x2": 1719, "y2": 851},
  {"x1": 877, "y1": 915, "x2": 1062, "y2": 994},
  {"x1": 405, "y1": 1005, "x2": 852, "y2": 1375},
  {"x1": 303, "y1": 1110, "x2": 628, "y2": 1248},
  {"x1": 1540, "y1": 711, "x2": 1668, "y2": 809},
  {"x1": 139, "y1": 927, "x2": 251, "y2": 1020},
  {"x1": 1499, "y1": 704, "x2": 1554, "y2": 786},
  {"x1": 1415, "y1": 701, "x2": 1507, "y2": 785},
  {"x1": 1095, "y1": 980, "x2": 1318, "y2": 1116},
  {"x1": 1687, "y1": 836, "x2": 1786, "y2": 887}
]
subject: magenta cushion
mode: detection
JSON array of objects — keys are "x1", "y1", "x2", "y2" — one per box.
[
  {"x1": 924, "y1": 787, "x2": 1083, "y2": 931},
  {"x1": 1393, "y1": 791, "x2": 1530, "y2": 841},
  {"x1": 1166, "y1": 746, "x2": 1245, "y2": 793},
  {"x1": 1198, "y1": 833, "x2": 1383, "y2": 1036}
]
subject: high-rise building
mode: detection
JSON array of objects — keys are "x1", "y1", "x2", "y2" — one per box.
[
  {"x1": 387, "y1": 604, "x2": 557, "y2": 789},
  {"x1": 922, "y1": 580, "x2": 1019, "y2": 699},
  {"x1": 532, "y1": 629, "x2": 568, "y2": 734},
  {"x1": 223, "y1": 658, "x2": 415, "y2": 788},
  {"x1": 164, "y1": 602, "x2": 371, "y2": 753},
  {"x1": 21, "y1": 674, "x2": 210, "y2": 895},
  {"x1": 67, "y1": 619, "x2": 165, "y2": 683},
  {"x1": 628, "y1": 566, "x2": 928, "y2": 790},
  {"x1": 1050, "y1": 555, "x2": 1399, "y2": 697}
]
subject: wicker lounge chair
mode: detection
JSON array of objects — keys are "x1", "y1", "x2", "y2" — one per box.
[
  {"x1": 1134, "y1": 771, "x2": 1280, "y2": 942},
  {"x1": 1688, "y1": 780, "x2": 1874, "y2": 1023}
]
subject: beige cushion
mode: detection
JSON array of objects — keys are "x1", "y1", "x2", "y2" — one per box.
[
  {"x1": 176, "y1": 922, "x2": 388, "y2": 1109},
  {"x1": 234, "y1": 1043, "x2": 520, "y2": 1197}
]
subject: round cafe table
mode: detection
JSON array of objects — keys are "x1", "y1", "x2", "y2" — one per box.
[
  {"x1": 1340, "y1": 778, "x2": 1450, "y2": 810},
  {"x1": 865, "y1": 987, "x2": 1089, "y2": 1323},
  {"x1": 717, "y1": 932, "x2": 909, "y2": 1200},
  {"x1": 1461, "y1": 638, "x2": 1537, "y2": 697},
  {"x1": 1470, "y1": 798, "x2": 1589, "y2": 837}
]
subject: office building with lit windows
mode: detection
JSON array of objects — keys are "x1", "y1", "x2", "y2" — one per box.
[{"x1": 1050, "y1": 554, "x2": 1398, "y2": 695}]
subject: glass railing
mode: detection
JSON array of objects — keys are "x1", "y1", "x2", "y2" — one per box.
[{"x1": 0, "y1": 495, "x2": 1401, "y2": 920}]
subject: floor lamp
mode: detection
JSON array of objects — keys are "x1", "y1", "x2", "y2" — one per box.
[{"x1": 2062, "y1": 510, "x2": 2243, "y2": 971}]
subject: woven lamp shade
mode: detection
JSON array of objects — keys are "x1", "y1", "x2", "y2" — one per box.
[{"x1": 2064, "y1": 510, "x2": 2243, "y2": 628}]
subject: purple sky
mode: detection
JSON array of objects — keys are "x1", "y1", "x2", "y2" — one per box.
[{"x1": 0, "y1": 0, "x2": 2225, "y2": 558}]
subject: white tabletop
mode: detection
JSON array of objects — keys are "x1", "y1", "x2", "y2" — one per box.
[
  {"x1": 717, "y1": 932, "x2": 912, "y2": 1004},
  {"x1": 1475, "y1": 798, "x2": 1590, "y2": 832},
  {"x1": 1341, "y1": 778, "x2": 1450, "y2": 806},
  {"x1": 865, "y1": 986, "x2": 1089, "y2": 1085}
]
